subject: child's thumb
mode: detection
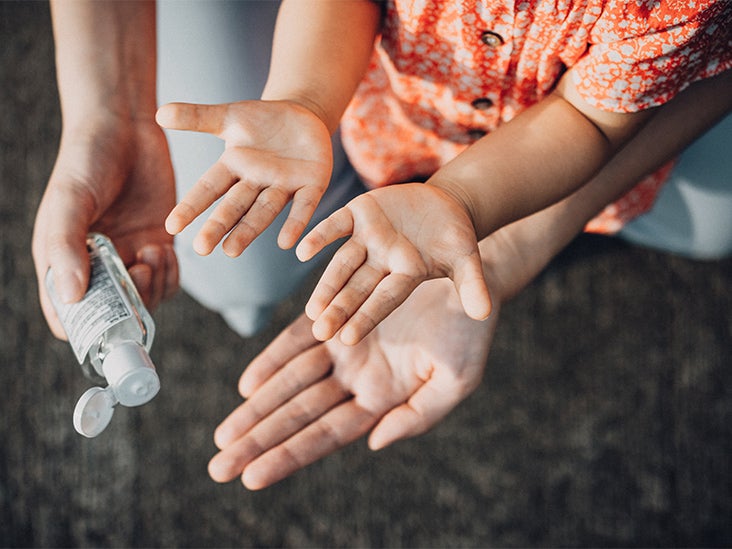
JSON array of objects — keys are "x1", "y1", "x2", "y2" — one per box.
[
  {"x1": 452, "y1": 254, "x2": 492, "y2": 320},
  {"x1": 155, "y1": 102, "x2": 227, "y2": 136}
]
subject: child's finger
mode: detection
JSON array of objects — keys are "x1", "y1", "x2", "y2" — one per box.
[
  {"x1": 311, "y1": 262, "x2": 385, "y2": 342},
  {"x1": 156, "y1": 102, "x2": 228, "y2": 137},
  {"x1": 193, "y1": 218, "x2": 231, "y2": 256},
  {"x1": 277, "y1": 186, "x2": 326, "y2": 250},
  {"x1": 339, "y1": 272, "x2": 418, "y2": 345},
  {"x1": 296, "y1": 207, "x2": 355, "y2": 262},
  {"x1": 222, "y1": 186, "x2": 290, "y2": 257},
  {"x1": 451, "y1": 253, "x2": 492, "y2": 320},
  {"x1": 305, "y1": 239, "x2": 367, "y2": 322},
  {"x1": 191, "y1": 181, "x2": 262, "y2": 255},
  {"x1": 166, "y1": 161, "x2": 236, "y2": 235}
]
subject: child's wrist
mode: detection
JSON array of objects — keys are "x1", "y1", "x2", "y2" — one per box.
[
  {"x1": 425, "y1": 178, "x2": 479, "y2": 234},
  {"x1": 260, "y1": 89, "x2": 336, "y2": 135}
]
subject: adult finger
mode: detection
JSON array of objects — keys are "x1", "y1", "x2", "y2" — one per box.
[
  {"x1": 215, "y1": 344, "x2": 333, "y2": 449},
  {"x1": 240, "y1": 399, "x2": 379, "y2": 490},
  {"x1": 133, "y1": 243, "x2": 179, "y2": 310},
  {"x1": 127, "y1": 263, "x2": 153, "y2": 308},
  {"x1": 238, "y1": 314, "x2": 320, "y2": 397},
  {"x1": 367, "y1": 373, "x2": 467, "y2": 451},
  {"x1": 162, "y1": 244, "x2": 180, "y2": 301},
  {"x1": 33, "y1": 184, "x2": 96, "y2": 338},
  {"x1": 136, "y1": 245, "x2": 163, "y2": 307},
  {"x1": 208, "y1": 376, "x2": 351, "y2": 483}
]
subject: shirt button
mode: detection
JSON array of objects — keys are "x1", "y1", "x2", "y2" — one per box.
[
  {"x1": 471, "y1": 97, "x2": 494, "y2": 110},
  {"x1": 467, "y1": 129, "x2": 487, "y2": 140},
  {"x1": 480, "y1": 31, "x2": 504, "y2": 48}
]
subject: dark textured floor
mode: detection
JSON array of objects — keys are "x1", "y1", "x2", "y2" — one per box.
[{"x1": 1, "y1": 2, "x2": 731, "y2": 547}]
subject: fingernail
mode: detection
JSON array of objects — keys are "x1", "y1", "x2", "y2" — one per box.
[
  {"x1": 57, "y1": 271, "x2": 84, "y2": 303},
  {"x1": 310, "y1": 319, "x2": 331, "y2": 342},
  {"x1": 368, "y1": 436, "x2": 388, "y2": 452},
  {"x1": 213, "y1": 426, "x2": 232, "y2": 450},
  {"x1": 193, "y1": 235, "x2": 211, "y2": 256},
  {"x1": 140, "y1": 246, "x2": 161, "y2": 268},
  {"x1": 295, "y1": 245, "x2": 306, "y2": 262},
  {"x1": 238, "y1": 378, "x2": 253, "y2": 399},
  {"x1": 164, "y1": 216, "x2": 178, "y2": 235},
  {"x1": 340, "y1": 326, "x2": 360, "y2": 346},
  {"x1": 207, "y1": 454, "x2": 231, "y2": 483}
]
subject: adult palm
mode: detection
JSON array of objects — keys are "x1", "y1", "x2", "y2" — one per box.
[
  {"x1": 33, "y1": 116, "x2": 178, "y2": 338},
  {"x1": 209, "y1": 277, "x2": 499, "y2": 490}
]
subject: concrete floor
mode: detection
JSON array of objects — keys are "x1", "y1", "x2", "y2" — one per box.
[{"x1": 1, "y1": 2, "x2": 730, "y2": 547}]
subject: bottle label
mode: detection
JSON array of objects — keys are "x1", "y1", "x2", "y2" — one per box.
[{"x1": 48, "y1": 245, "x2": 133, "y2": 364}]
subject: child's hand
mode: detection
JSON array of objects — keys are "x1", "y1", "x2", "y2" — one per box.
[
  {"x1": 157, "y1": 100, "x2": 333, "y2": 256},
  {"x1": 296, "y1": 183, "x2": 492, "y2": 345}
]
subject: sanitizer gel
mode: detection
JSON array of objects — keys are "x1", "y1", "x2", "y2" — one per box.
[{"x1": 46, "y1": 233, "x2": 160, "y2": 438}]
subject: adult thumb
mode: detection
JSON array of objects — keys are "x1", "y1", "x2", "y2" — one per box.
[{"x1": 33, "y1": 184, "x2": 95, "y2": 338}]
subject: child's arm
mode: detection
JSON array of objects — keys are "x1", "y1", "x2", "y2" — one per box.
[
  {"x1": 295, "y1": 70, "x2": 654, "y2": 345},
  {"x1": 160, "y1": 0, "x2": 381, "y2": 256},
  {"x1": 296, "y1": 69, "x2": 732, "y2": 345},
  {"x1": 427, "y1": 69, "x2": 655, "y2": 241},
  {"x1": 486, "y1": 68, "x2": 732, "y2": 303}
]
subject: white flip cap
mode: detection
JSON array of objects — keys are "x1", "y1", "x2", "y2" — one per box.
[{"x1": 74, "y1": 386, "x2": 117, "y2": 438}]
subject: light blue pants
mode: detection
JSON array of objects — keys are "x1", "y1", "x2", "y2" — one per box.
[
  {"x1": 157, "y1": 1, "x2": 365, "y2": 336},
  {"x1": 619, "y1": 112, "x2": 732, "y2": 260},
  {"x1": 157, "y1": 1, "x2": 732, "y2": 336}
]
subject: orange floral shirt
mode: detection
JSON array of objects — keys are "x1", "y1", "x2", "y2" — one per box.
[{"x1": 341, "y1": 0, "x2": 732, "y2": 233}]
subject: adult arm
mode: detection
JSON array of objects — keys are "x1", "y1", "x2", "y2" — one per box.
[{"x1": 33, "y1": 0, "x2": 177, "y2": 338}]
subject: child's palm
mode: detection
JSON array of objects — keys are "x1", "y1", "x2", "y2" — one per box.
[
  {"x1": 158, "y1": 100, "x2": 333, "y2": 256},
  {"x1": 296, "y1": 183, "x2": 491, "y2": 344}
]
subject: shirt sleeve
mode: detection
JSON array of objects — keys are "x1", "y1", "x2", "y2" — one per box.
[{"x1": 571, "y1": 0, "x2": 732, "y2": 113}]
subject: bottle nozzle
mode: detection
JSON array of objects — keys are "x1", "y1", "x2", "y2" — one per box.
[{"x1": 102, "y1": 341, "x2": 160, "y2": 407}]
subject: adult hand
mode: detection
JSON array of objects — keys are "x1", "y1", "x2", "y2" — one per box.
[
  {"x1": 158, "y1": 100, "x2": 333, "y2": 256},
  {"x1": 32, "y1": 114, "x2": 178, "y2": 339},
  {"x1": 208, "y1": 275, "x2": 498, "y2": 490}
]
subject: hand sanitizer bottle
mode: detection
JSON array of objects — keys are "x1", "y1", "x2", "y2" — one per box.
[{"x1": 46, "y1": 233, "x2": 160, "y2": 438}]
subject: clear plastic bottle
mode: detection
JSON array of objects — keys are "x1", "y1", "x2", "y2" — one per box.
[{"x1": 46, "y1": 233, "x2": 160, "y2": 437}]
